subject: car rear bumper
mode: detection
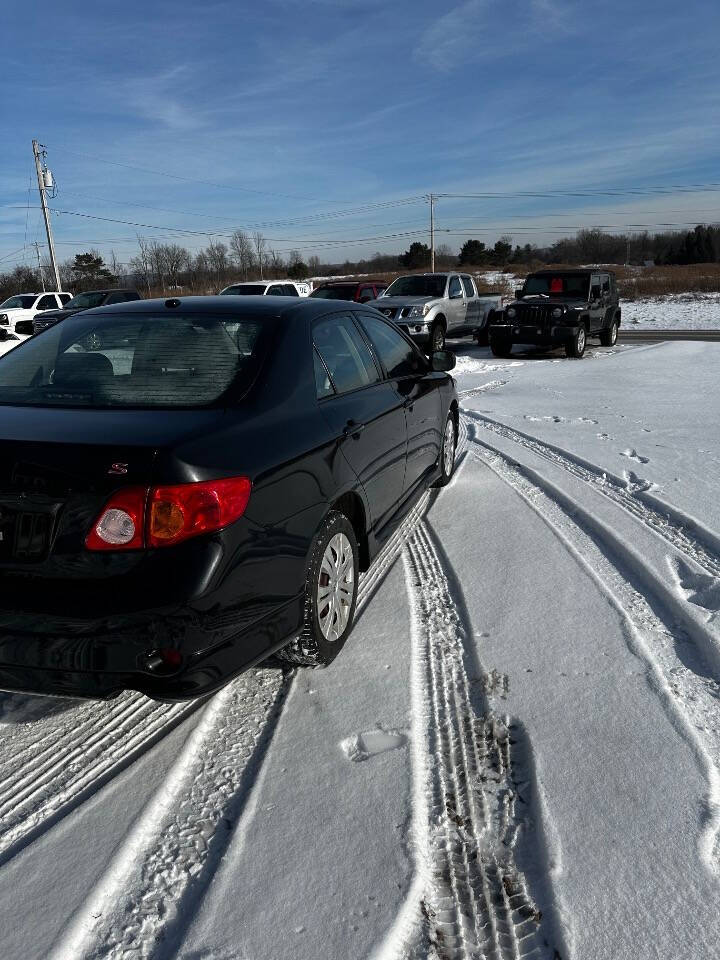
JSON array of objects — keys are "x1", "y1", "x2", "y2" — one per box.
[{"x1": 0, "y1": 593, "x2": 303, "y2": 701}]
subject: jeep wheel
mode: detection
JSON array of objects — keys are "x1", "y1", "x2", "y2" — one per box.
[
  {"x1": 490, "y1": 338, "x2": 513, "y2": 358},
  {"x1": 276, "y1": 511, "x2": 359, "y2": 667},
  {"x1": 599, "y1": 319, "x2": 618, "y2": 347},
  {"x1": 565, "y1": 325, "x2": 586, "y2": 358},
  {"x1": 430, "y1": 321, "x2": 445, "y2": 353}
]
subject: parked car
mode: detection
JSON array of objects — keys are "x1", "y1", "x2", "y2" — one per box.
[
  {"x1": 310, "y1": 280, "x2": 387, "y2": 303},
  {"x1": 31, "y1": 289, "x2": 142, "y2": 337},
  {"x1": 0, "y1": 296, "x2": 457, "y2": 701},
  {"x1": 220, "y1": 281, "x2": 306, "y2": 297},
  {"x1": 0, "y1": 291, "x2": 73, "y2": 335},
  {"x1": 368, "y1": 273, "x2": 502, "y2": 352},
  {"x1": 488, "y1": 269, "x2": 621, "y2": 359}
]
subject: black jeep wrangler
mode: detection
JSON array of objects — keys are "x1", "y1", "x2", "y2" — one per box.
[{"x1": 488, "y1": 269, "x2": 621, "y2": 359}]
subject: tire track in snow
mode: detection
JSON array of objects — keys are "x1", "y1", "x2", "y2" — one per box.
[
  {"x1": 462, "y1": 409, "x2": 720, "y2": 581},
  {"x1": 49, "y1": 487, "x2": 434, "y2": 960},
  {"x1": 384, "y1": 522, "x2": 556, "y2": 960},
  {"x1": 468, "y1": 439, "x2": 720, "y2": 873},
  {"x1": 0, "y1": 692, "x2": 198, "y2": 866}
]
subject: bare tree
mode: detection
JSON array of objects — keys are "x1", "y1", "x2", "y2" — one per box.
[
  {"x1": 307, "y1": 255, "x2": 321, "y2": 275},
  {"x1": 267, "y1": 248, "x2": 285, "y2": 277},
  {"x1": 129, "y1": 237, "x2": 153, "y2": 295},
  {"x1": 206, "y1": 242, "x2": 230, "y2": 289},
  {"x1": 252, "y1": 232, "x2": 267, "y2": 279},
  {"x1": 230, "y1": 229, "x2": 255, "y2": 280}
]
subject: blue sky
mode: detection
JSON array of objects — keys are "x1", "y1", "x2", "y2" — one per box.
[{"x1": 2, "y1": 0, "x2": 720, "y2": 271}]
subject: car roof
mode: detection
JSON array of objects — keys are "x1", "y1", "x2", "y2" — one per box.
[
  {"x1": 77, "y1": 294, "x2": 352, "y2": 321},
  {"x1": 317, "y1": 279, "x2": 385, "y2": 286}
]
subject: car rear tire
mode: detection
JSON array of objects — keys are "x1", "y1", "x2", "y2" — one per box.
[
  {"x1": 430, "y1": 321, "x2": 446, "y2": 353},
  {"x1": 276, "y1": 510, "x2": 359, "y2": 668},
  {"x1": 433, "y1": 413, "x2": 457, "y2": 487},
  {"x1": 490, "y1": 337, "x2": 513, "y2": 358},
  {"x1": 565, "y1": 325, "x2": 587, "y2": 358},
  {"x1": 599, "y1": 319, "x2": 618, "y2": 347}
]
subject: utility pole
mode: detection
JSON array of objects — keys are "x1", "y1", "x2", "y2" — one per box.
[
  {"x1": 429, "y1": 194, "x2": 436, "y2": 271},
  {"x1": 31, "y1": 241, "x2": 46, "y2": 291},
  {"x1": 32, "y1": 140, "x2": 61, "y2": 292}
]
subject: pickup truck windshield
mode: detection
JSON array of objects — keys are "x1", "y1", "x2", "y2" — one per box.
[
  {"x1": 0, "y1": 295, "x2": 36, "y2": 309},
  {"x1": 383, "y1": 276, "x2": 448, "y2": 298},
  {"x1": 0, "y1": 312, "x2": 270, "y2": 408},
  {"x1": 523, "y1": 275, "x2": 590, "y2": 297}
]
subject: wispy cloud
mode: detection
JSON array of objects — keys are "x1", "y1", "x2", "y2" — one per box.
[{"x1": 414, "y1": 0, "x2": 488, "y2": 72}]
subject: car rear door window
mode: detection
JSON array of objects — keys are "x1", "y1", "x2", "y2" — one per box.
[
  {"x1": 59, "y1": 293, "x2": 71, "y2": 305},
  {"x1": 267, "y1": 285, "x2": 284, "y2": 296},
  {"x1": 357, "y1": 313, "x2": 425, "y2": 379},
  {"x1": 37, "y1": 294, "x2": 58, "y2": 310},
  {"x1": 313, "y1": 314, "x2": 379, "y2": 395},
  {"x1": 283, "y1": 284, "x2": 299, "y2": 296},
  {"x1": 461, "y1": 276, "x2": 475, "y2": 297}
]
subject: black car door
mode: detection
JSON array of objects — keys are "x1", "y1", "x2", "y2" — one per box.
[
  {"x1": 313, "y1": 313, "x2": 408, "y2": 530},
  {"x1": 355, "y1": 311, "x2": 442, "y2": 491}
]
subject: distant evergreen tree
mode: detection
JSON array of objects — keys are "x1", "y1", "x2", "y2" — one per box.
[
  {"x1": 457, "y1": 239, "x2": 487, "y2": 265},
  {"x1": 399, "y1": 242, "x2": 431, "y2": 269}
]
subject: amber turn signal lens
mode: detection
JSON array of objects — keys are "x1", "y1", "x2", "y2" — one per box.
[{"x1": 149, "y1": 500, "x2": 186, "y2": 541}]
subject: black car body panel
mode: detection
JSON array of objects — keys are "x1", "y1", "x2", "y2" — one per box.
[
  {"x1": 0, "y1": 296, "x2": 456, "y2": 700},
  {"x1": 489, "y1": 269, "x2": 621, "y2": 348}
]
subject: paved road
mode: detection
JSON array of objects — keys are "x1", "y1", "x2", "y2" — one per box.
[{"x1": 619, "y1": 328, "x2": 720, "y2": 342}]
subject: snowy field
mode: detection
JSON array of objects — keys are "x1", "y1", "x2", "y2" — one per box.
[
  {"x1": 1, "y1": 338, "x2": 720, "y2": 959},
  {"x1": 621, "y1": 293, "x2": 720, "y2": 329}
]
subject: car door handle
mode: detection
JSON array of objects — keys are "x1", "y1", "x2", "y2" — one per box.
[
  {"x1": 342, "y1": 419, "x2": 366, "y2": 437},
  {"x1": 403, "y1": 398, "x2": 414, "y2": 410}
]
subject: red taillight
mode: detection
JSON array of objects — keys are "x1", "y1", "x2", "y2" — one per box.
[
  {"x1": 86, "y1": 477, "x2": 252, "y2": 551},
  {"x1": 147, "y1": 477, "x2": 252, "y2": 548}
]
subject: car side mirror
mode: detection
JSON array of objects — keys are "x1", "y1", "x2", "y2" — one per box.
[
  {"x1": 431, "y1": 350, "x2": 456, "y2": 372},
  {"x1": 590, "y1": 286, "x2": 601, "y2": 300},
  {"x1": 515, "y1": 288, "x2": 524, "y2": 299}
]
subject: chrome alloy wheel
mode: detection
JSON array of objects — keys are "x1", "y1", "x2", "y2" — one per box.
[
  {"x1": 443, "y1": 416, "x2": 456, "y2": 476},
  {"x1": 317, "y1": 532, "x2": 355, "y2": 642},
  {"x1": 577, "y1": 326, "x2": 586, "y2": 353},
  {"x1": 432, "y1": 325, "x2": 445, "y2": 351},
  {"x1": 610, "y1": 322, "x2": 618, "y2": 345}
]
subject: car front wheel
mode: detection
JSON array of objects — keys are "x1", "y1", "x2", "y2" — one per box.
[
  {"x1": 490, "y1": 337, "x2": 513, "y2": 358},
  {"x1": 276, "y1": 510, "x2": 359, "y2": 667},
  {"x1": 430, "y1": 321, "x2": 446, "y2": 353},
  {"x1": 565, "y1": 325, "x2": 587, "y2": 358},
  {"x1": 599, "y1": 319, "x2": 618, "y2": 347}
]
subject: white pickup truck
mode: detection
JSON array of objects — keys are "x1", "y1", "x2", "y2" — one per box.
[
  {"x1": 368, "y1": 272, "x2": 503, "y2": 351},
  {"x1": 0, "y1": 291, "x2": 73, "y2": 337}
]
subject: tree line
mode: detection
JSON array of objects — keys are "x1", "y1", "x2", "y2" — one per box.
[{"x1": 2, "y1": 223, "x2": 720, "y2": 301}]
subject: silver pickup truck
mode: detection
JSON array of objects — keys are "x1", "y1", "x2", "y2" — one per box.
[{"x1": 367, "y1": 272, "x2": 503, "y2": 352}]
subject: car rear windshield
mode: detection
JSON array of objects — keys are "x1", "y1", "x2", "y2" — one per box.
[
  {"x1": 522, "y1": 275, "x2": 590, "y2": 297},
  {"x1": 382, "y1": 275, "x2": 447, "y2": 298},
  {"x1": 221, "y1": 285, "x2": 266, "y2": 295},
  {"x1": 64, "y1": 291, "x2": 109, "y2": 309},
  {"x1": 310, "y1": 285, "x2": 358, "y2": 300},
  {"x1": 0, "y1": 312, "x2": 271, "y2": 408},
  {"x1": 0, "y1": 295, "x2": 36, "y2": 309}
]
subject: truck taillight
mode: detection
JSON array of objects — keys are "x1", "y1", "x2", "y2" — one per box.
[{"x1": 86, "y1": 477, "x2": 252, "y2": 551}]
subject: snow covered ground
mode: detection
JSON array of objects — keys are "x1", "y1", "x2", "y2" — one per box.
[
  {"x1": 1, "y1": 338, "x2": 719, "y2": 959},
  {"x1": 621, "y1": 293, "x2": 720, "y2": 329}
]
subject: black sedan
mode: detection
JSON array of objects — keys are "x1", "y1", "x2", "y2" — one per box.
[{"x1": 0, "y1": 296, "x2": 458, "y2": 701}]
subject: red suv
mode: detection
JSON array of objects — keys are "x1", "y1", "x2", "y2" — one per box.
[{"x1": 309, "y1": 280, "x2": 386, "y2": 304}]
